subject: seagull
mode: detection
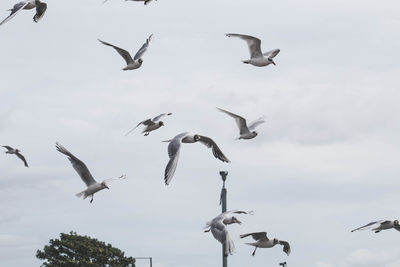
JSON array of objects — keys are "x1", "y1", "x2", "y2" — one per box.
[
  {"x1": 164, "y1": 132, "x2": 230, "y2": 185},
  {"x1": 104, "y1": 0, "x2": 156, "y2": 4},
  {"x1": 226, "y1": 33, "x2": 280, "y2": 67},
  {"x1": 217, "y1": 107, "x2": 265, "y2": 140},
  {"x1": 351, "y1": 220, "x2": 400, "y2": 233},
  {"x1": 0, "y1": 0, "x2": 47, "y2": 26},
  {"x1": 204, "y1": 210, "x2": 253, "y2": 257},
  {"x1": 56, "y1": 142, "x2": 126, "y2": 203},
  {"x1": 98, "y1": 34, "x2": 153, "y2": 71},
  {"x1": 2, "y1": 146, "x2": 28, "y2": 167},
  {"x1": 125, "y1": 113, "x2": 172, "y2": 136},
  {"x1": 240, "y1": 232, "x2": 291, "y2": 256}
]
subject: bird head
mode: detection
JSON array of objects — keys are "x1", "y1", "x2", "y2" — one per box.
[
  {"x1": 273, "y1": 238, "x2": 279, "y2": 244},
  {"x1": 193, "y1": 135, "x2": 201, "y2": 142},
  {"x1": 231, "y1": 216, "x2": 242, "y2": 225},
  {"x1": 268, "y1": 58, "x2": 276, "y2": 66},
  {"x1": 159, "y1": 121, "x2": 164, "y2": 126},
  {"x1": 138, "y1": 58, "x2": 143, "y2": 64},
  {"x1": 252, "y1": 131, "x2": 258, "y2": 136},
  {"x1": 395, "y1": 220, "x2": 399, "y2": 225},
  {"x1": 101, "y1": 182, "x2": 110, "y2": 189}
]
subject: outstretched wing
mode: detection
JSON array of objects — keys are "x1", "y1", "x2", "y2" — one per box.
[
  {"x1": 134, "y1": 34, "x2": 153, "y2": 60},
  {"x1": 278, "y1": 240, "x2": 291, "y2": 256},
  {"x1": 217, "y1": 107, "x2": 250, "y2": 135},
  {"x1": 226, "y1": 33, "x2": 262, "y2": 59},
  {"x1": 2, "y1": 146, "x2": 13, "y2": 151},
  {"x1": 197, "y1": 135, "x2": 230, "y2": 163},
  {"x1": 0, "y1": 2, "x2": 29, "y2": 26},
  {"x1": 15, "y1": 151, "x2": 28, "y2": 167},
  {"x1": 56, "y1": 142, "x2": 97, "y2": 186},
  {"x1": 240, "y1": 232, "x2": 268, "y2": 241},
  {"x1": 351, "y1": 220, "x2": 386, "y2": 232},
  {"x1": 152, "y1": 112, "x2": 172, "y2": 122},
  {"x1": 33, "y1": 2, "x2": 47, "y2": 23},
  {"x1": 98, "y1": 39, "x2": 134, "y2": 65},
  {"x1": 248, "y1": 116, "x2": 266, "y2": 131},
  {"x1": 263, "y1": 49, "x2": 280, "y2": 59},
  {"x1": 164, "y1": 133, "x2": 188, "y2": 185}
]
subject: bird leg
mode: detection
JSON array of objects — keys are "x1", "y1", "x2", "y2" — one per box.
[
  {"x1": 90, "y1": 195, "x2": 94, "y2": 203},
  {"x1": 252, "y1": 246, "x2": 258, "y2": 256},
  {"x1": 144, "y1": 132, "x2": 149, "y2": 136}
]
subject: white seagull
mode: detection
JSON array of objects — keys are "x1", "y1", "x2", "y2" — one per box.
[
  {"x1": 204, "y1": 210, "x2": 253, "y2": 257},
  {"x1": 98, "y1": 34, "x2": 153, "y2": 71},
  {"x1": 103, "y1": 0, "x2": 156, "y2": 5},
  {"x1": 125, "y1": 113, "x2": 172, "y2": 136},
  {"x1": 2, "y1": 146, "x2": 28, "y2": 167},
  {"x1": 226, "y1": 33, "x2": 280, "y2": 67},
  {"x1": 56, "y1": 142, "x2": 126, "y2": 203},
  {"x1": 351, "y1": 220, "x2": 400, "y2": 233},
  {"x1": 0, "y1": 0, "x2": 47, "y2": 26},
  {"x1": 217, "y1": 107, "x2": 265, "y2": 140},
  {"x1": 240, "y1": 232, "x2": 291, "y2": 256},
  {"x1": 164, "y1": 132, "x2": 230, "y2": 185}
]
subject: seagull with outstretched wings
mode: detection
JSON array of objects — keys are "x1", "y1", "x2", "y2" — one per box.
[
  {"x1": 2, "y1": 146, "x2": 28, "y2": 167},
  {"x1": 240, "y1": 231, "x2": 291, "y2": 256}
]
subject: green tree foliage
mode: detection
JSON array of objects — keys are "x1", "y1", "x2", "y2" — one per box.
[{"x1": 36, "y1": 231, "x2": 135, "y2": 267}]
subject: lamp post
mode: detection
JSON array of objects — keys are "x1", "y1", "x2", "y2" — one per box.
[
  {"x1": 279, "y1": 262, "x2": 287, "y2": 267},
  {"x1": 219, "y1": 171, "x2": 228, "y2": 267},
  {"x1": 134, "y1": 257, "x2": 152, "y2": 267}
]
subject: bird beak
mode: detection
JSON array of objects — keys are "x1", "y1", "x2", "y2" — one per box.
[
  {"x1": 236, "y1": 219, "x2": 242, "y2": 224},
  {"x1": 105, "y1": 185, "x2": 110, "y2": 189},
  {"x1": 271, "y1": 60, "x2": 276, "y2": 66}
]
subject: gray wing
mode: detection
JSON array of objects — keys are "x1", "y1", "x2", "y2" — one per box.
[
  {"x1": 2, "y1": 146, "x2": 13, "y2": 151},
  {"x1": 0, "y1": 2, "x2": 29, "y2": 26},
  {"x1": 351, "y1": 220, "x2": 386, "y2": 232},
  {"x1": 164, "y1": 133, "x2": 188, "y2": 185},
  {"x1": 133, "y1": 34, "x2": 153, "y2": 61},
  {"x1": 210, "y1": 222, "x2": 235, "y2": 256},
  {"x1": 56, "y1": 142, "x2": 97, "y2": 187},
  {"x1": 15, "y1": 151, "x2": 28, "y2": 167},
  {"x1": 263, "y1": 49, "x2": 280, "y2": 59},
  {"x1": 125, "y1": 119, "x2": 154, "y2": 136},
  {"x1": 217, "y1": 107, "x2": 250, "y2": 135},
  {"x1": 226, "y1": 33, "x2": 262, "y2": 59},
  {"x1": 152, "y1": 112, "x2": 172, "y2": 122},
  {"x1": 248, "y1": 116, "x2": 266, "y2": 131},
  {"x1": 98, "y1": 39, "x2": 134, "y2": 65},
  {"x1": 33, "y1": 2, "x2": 47, "y2": 23},
  {"x1": 197, "y1": 135, "x2": 230, "y2": 163},
  {"x1": 240, "y1": 232, "x2": 268, "y2": 241},
  {"x1": 278, "y1": 240, "x2": 291, "y2": 256}
]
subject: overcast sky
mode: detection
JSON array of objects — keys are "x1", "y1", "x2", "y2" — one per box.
[{"x1": 1, "y1": 0, "x2": 400, "y2": 266}]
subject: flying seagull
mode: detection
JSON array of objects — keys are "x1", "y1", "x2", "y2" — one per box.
[
  {"x1": 164, "y1": 132, "x2": 230, "y2": 185},
  {"x1": 226, "y1": 33, "x2": 280, "y2": 67},
  {"x1": 98, "y1": 34, "x2": 153, "y2": 71},
  {"x1": 217, "y1": 107, "x2": 265, "y2": 140},
  {"x1": 204, "y1": 210, "x2": 253, "y2": 257},
  {"x1": 351, "y1": 220, "x2": 400, "y2": 233},
  {"x1": 103, "y1": 0, "x2": 156, "y2": 4},
  {"x1": 240, "y1": 232, "x2": 291, "y2": 256},
  {"x1": 2, "y1": 146, "x2": 28, "y2": 167},
  {"x1": 56, "y1": 142, "x2": 126, "y2": 203},
  {"x1": 125, "y1": 113, "x2": 172, "y2": 136},
  {"x1": 0, "y1": 0, "x2": 47, "y2": 26}
]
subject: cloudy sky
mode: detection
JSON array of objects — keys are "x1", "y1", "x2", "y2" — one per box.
[{"x1": 1, "y1": 0, "x2": 400, "y2": 266}]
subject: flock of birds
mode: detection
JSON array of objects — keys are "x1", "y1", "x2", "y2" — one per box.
[{"x1": 2, "y1": 0, "x2": 398, "y2": 263}]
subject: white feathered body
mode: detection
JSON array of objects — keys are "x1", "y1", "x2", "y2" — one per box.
[
  {"x1": 246, "y1": 240, "x2": 276, "y2": 248},
  {"x1": 76, "y1": 183, "x2": 105, "y2": 199},
  {"x1": 243, "y1": 57, "x2": 273, "y2": 67}
]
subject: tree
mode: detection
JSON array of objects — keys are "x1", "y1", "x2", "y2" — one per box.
[{"x1": 36, "y1": 231, "x2": 136, "y2": 267}]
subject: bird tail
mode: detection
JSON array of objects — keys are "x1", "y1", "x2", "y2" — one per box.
[{"x1": 75, "y1": 190, "x2": 86, "y2": 198}]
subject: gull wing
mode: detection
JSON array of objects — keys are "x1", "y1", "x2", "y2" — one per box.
[
  {"x1": 15, "y1": 151, "x2": 28, "y2": 167},
  {"x1": 197, "y1": 135, "x2": 230, "y2": 163},
  {"x1": 152, "y1": 112, "x2": 172, "y2": 122},
  {"x1": 164, "y1": 133, "x2": 189, "y2": 185},
  {"x1": 240, "y1": 232, "x2": 268, "y2": 241},
  {"x1": 125, "y1": 119, "x2": 154, "y2": 136},
  {"x1": 98, "y1": 39, "x2": 134, "y2": 65},
  {"x1": 351, "y1": 220, "x2": 387, "y2": 232},
  {"x1": 248, "y1": 116, "x2": 266, "y2": 131},
  {"x1": 33, "y1": 1, "x2": 47, "y2": 22},
  {"x1": 56, "y1": 142, "x2": 97, "y2": 187},
  {"x1": 263, "y1": 49, "x2": 280, "y2": 59},
  {"x1": 210, "y1": 221, "x2": 235, "y2": 256},
  {"x1": 133, "y1": 34, "x2": 153, "y2": 61},
  {"x1": 2, "y1": 146, "x2": 14, "y2": 151},
  {"x1": 278, "y1": 240, "x2": 291, "y2": 256},
  {"x1": 217, "y1": 107, "x2": 250, "y2": 135},
  {"x1": 226, "y1": 33, "x2": 262, "y2": 59},
  {"x1": 0, "y1": 2, "x2": 29, "y2": 26}
]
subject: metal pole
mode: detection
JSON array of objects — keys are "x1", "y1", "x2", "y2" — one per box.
[{"x1": 219, "y1": 171, "x2": 228, "y2": 267}]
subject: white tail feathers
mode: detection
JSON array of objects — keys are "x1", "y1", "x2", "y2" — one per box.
[{"x1": 75, "y1": 190, "x2": 86, "y2": 198}]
